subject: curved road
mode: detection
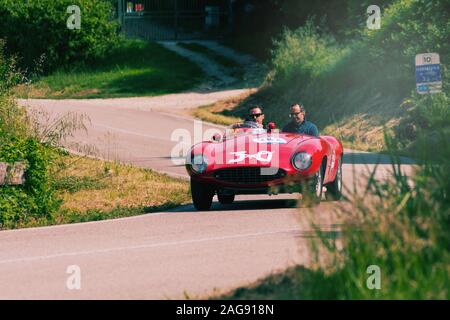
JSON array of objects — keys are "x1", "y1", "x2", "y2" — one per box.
[{"x1": 0, "y1": 95, "x2": 413, "y2": 299}]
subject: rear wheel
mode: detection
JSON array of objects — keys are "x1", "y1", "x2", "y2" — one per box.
[
  {"x1": 191, "y1": 179, "x2": 214, "y2": 211},
  {"x1": 218, "y1": 193, "x2": 235, "y2": 204},
  {"x1": 326, "y1": 157, "x2": 343, "y2": 201}
]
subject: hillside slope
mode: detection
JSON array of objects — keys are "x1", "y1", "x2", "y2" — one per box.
[{"x1": 205, "y1": 0, "x2": 449, "y2": 153}]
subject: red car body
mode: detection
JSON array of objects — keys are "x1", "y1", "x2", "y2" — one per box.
[{"x1": 186, "y1": 126, "x2": 343, "y2": 210}]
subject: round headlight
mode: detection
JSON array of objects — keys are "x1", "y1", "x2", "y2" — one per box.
[
  {"x1": 292, "y1": 152, "x2": 312, "y2": 170},
  {"x1": 190, "y1": 154, "x2": 209, "y2": 173}
]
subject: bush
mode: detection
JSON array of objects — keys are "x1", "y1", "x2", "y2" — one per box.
[
  {"x1": 0, "y1": 0, "x2": 118, "y2": 73},
  {"x1": 395, "y1": 93, "x2": 450, "y2": 153},
  {"x1": 313, "y1": 128, "x2": 450, "y2": 299},
  {"x1": 0, "y1": 139, "x2": 61, "y2": 228},
  {"x1": 271, "y1": 20, "x2": 347, "y2": 84},
  {"x1": 0, "y1": 43, "x2": 61, "y2": 229}
]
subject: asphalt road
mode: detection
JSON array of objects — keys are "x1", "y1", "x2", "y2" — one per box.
[{"x1": 0, "y1": 95, "x2": 413, "y2": 299}]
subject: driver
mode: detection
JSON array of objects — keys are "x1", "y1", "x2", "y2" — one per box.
[{"x1": 242, "y1": 105, "x2": 265, "y2": 128}]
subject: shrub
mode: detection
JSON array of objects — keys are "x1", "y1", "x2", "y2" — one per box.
[
  {"x1": 0, "y1": 0, "x2": 118, "y2": 73},
  {"x1": 0, "y1": 40, "x2": 23, "y2": 94},
  {"x1": 271, "y1": 20, "x2": 347, "y2": 84},
  {"x1": 0, "y1": 139, "x2": 61, "y2": 228},
  {"x1": 395, "y1": 93, "x2": 450, "y2": 153},
  {"x1": 313, "y1": 128, "x2": 450, "y2": 299},
  {"x1": 0, "y1": 42, "x2": 61, "y2": 228}
]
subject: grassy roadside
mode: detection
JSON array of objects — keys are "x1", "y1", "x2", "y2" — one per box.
[
  {"x1": 177, "y1": 42, "x2": 245, "y2": 80},
  {"x1": 191, "y1": 90, "x2": 256, "y2": 126},
  {"x1": 190, "y1": 86, "x2": 390, "y2": 152},
  {"x1": 14, "y1": 40, "x2": 204, "y2": 99},
  {"x1": 9, "y1": 154, "x2": 190, "y2": 229},
  {"x1": 217, "y1": 266, "x2": 336, "y2": 300},
  {"x1": 191, "y1": 89, "x2": 393, "y2": 152}
]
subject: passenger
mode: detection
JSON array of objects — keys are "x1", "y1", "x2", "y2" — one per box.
[{"x1": 282, "y1": 103, "x2": 319, "y2": 137}]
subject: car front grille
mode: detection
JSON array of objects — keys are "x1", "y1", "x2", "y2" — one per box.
[{"x1": 213, "y1": 167, "x2": 286, "y2": 184}]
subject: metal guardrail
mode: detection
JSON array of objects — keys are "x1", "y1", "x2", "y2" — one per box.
[{"x1": 0, "y1": 162, "x2": 27, "y2": 186}]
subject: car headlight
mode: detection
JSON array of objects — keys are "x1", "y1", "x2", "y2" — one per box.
[
  {"x1": 292, "y1": 152, "x2": 312, "y2": 170},
  {"x1": 189, "y1": 154, "x2": 209, "y2": 173}
]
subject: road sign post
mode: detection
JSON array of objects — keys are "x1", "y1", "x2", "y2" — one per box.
[{"x1": 415, "y1": 53, "x2": 442, "y2": 94}]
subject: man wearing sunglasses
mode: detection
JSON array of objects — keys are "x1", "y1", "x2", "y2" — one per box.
[
  {"x1": 282, "y1": 103, "x2": 319, "y2": 137},
  {"x1": 242, "y1": 105, "x2": 265, "y2": 128}
]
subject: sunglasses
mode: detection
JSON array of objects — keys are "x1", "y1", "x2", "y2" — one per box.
[
  {"x1": 250, "y1": 113, "x2": 264, "y2": 118},
  {"x1": 289, "y1": 112, "x2": 303, "y2": 117}
]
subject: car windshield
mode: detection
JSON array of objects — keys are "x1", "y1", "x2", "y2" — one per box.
[{"x1": 225, "y1": 124, "x2": 267, "y2": 137}]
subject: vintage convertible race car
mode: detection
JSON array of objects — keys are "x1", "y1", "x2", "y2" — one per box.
[{"x1": 185, "y1": 123, "x2": 343, "y2": 210}]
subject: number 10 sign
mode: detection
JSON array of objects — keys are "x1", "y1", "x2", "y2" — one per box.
[{"x1": 415, "y1": 53, "x2": 442, "y2": 94}]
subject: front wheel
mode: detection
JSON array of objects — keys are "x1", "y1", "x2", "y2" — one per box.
[
  {"x1": 191, "y1": 179, "x2": 214, "y2": 211},
  {"x1": 302, "y1": 165, "x2": 324, "y2": 206}
]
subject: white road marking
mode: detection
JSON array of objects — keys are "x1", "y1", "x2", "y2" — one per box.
[
  {"x1": 0, "y1": 228, "x2": 303, "y2": 265},
  {"x1": 94, "y1": 123, "x2": 170, "y2": 142}
]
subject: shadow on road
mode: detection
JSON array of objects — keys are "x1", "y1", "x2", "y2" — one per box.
[
  {"x1": 344, "y1": 152, "x2": 415, "y2": 165},
  {"x1": 166, "y1": 197, "x2": 343, "y2": 213},
  {"x1": 167, "y1": 198, "x2": 299, "y2": 213}
]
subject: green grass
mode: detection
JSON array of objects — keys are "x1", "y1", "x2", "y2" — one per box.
[
  {"x1": 192, "y1": 105, "x2": 242, "y2": 126},
  {"x1": 52, "y1": 175, "x2": 107, "y2": 194},
  {"x1": 218, "y1": 266, "x2": 339, "y2": 300},
  {"x1": 191, "y1": 91, "x2": 256, "y2": 126},
  {"x1": 4, "y1": 154, "x2": 191, "y2": 230},
  {"x1": 177, "y1": 42, "x2": 245, "y2": 79},
  {"x1": 52, "y1": 202, "x2": 184, "y2": 225},
  {"x1": 15, "y1": 40, "x2": 204, "y2": 99}
]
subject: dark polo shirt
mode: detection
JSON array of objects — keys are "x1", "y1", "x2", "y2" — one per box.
[{"x1": 282, "y1": 119, "x2": 319, "y2": 137}]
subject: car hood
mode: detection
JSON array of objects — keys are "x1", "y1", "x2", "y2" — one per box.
[{"x1": 204, "y1": 132, "x2": 315, "y2": 168}]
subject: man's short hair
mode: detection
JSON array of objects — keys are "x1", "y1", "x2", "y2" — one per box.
[
  {"x1": 248, "y1": 105, "x2": 263, "y2": 114},
  {"x1": 291, "y1": 103, "x2": 305, "y2": 113}
]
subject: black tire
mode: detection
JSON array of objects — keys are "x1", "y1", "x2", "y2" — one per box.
[
  {"x1": 326, "y1": 157, "x2": 343, "y2": 201},
  {"x1": 191, "y1": 179, "x2": 214, "y2": 211},
  {"x1": 218, "y1": 193, "x2": 235, "y2": 204},
  {"x1": 302, "y1": 164, "x2": 324, "y2": 206}
]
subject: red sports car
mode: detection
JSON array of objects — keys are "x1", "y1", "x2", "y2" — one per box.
[{"x1": 185, "y1": 123, "x2": 343, "y2": 210}]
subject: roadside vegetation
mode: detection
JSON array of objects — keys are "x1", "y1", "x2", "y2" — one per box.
[
  {"x1": 46, "y1": 154, "x2": 190, "y2": 227},
  {"x1": 0, "y1": 42, "x2": 61, "y2": 229},
  {"x1": 220, "y1": 97, "x2": 449, "y2": 299},
  {"x1": 0, "y1": 40, "x2": 190, "y2": 230},
  {"x1": 191, "y1": 91, "x2": 255, "y2": 126},
  {"x1": 201, "y1": 0, "x2": 449, "y2": 154},
  {"x1": 0, "y1": 0, "x2": 117, "y2": 74},
  {"x1": 0, "y1": 0, "x2": 194, "y2": 229},
  {"x1": 16, "y1": 40, "x2": 204, "y2": 99},
  {"x1": 0, "y1": 0, "x2": 203, "y2": 99},
  {"x1": 0, "y1": 41, "x2": 190, "y2": 230},
  {"x1": 215, "y1": 0, "x2": 449, "y2": 300}
]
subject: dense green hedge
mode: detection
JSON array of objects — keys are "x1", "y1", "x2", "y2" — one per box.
[
  {"x1": 0, "y1": 138, "x2": 61, "y2": 228},
  {"x1": 0, "y1": 0, "x2": 118, "y2": 73}
]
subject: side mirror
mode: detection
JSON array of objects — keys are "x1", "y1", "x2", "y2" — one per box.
[
  {"x1": 212, "y1": 133, "x2": 222, "y2": 142},
  {"x1": 268, "y1": 122, "x2": 277, "y2": 132}
]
